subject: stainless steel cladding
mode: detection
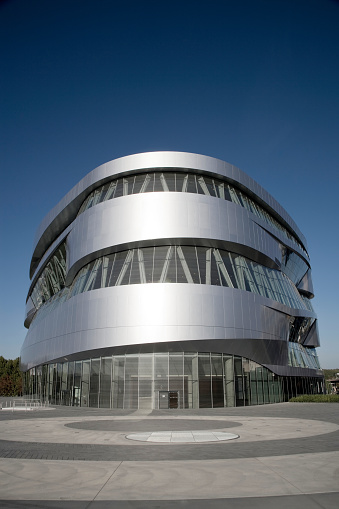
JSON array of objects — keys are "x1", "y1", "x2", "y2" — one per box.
[{"x1": 21, "y1": 152, "x2": 323, "y2": 408}]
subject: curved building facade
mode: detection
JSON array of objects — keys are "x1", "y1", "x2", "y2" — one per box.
[{"x1": 21, "y1": 152, "x2": 323, "y2": 408}]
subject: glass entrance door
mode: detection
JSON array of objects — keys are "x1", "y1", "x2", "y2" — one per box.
[
  {"x1": 159, "y1": 391, "x2": 169, "y2": 409},
  {"x1": 169, "y1": 391, "x2": 179, "y2": 409},
  {"x1": 159, "y1": 391, "x2": 179, "y2": 409}
]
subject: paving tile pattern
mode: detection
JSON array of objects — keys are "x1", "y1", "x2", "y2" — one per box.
[{"x1": 0, "y1": 403, "x2": 338, "y2": 508}]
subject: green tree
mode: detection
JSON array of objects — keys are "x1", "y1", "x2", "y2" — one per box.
[{"x1": 0, "y1": 356, "x2": 23, "y2": 396}]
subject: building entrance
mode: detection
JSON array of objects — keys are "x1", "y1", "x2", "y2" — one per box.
[{"x1": 159, "y1": 391, "x2": 179, "y2": 409}]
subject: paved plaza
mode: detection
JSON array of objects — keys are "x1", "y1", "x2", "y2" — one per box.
[{"x1": 0, "y1": 402, "x2": 338, "y2": 508}]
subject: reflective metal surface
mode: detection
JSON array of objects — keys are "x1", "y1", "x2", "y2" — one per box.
[
  {"x1": 21, "y1": 152, "x2": 321, "y2": 403},
  {"x1": 30, "y1": 152, "x2": 308, "y2": 277}
]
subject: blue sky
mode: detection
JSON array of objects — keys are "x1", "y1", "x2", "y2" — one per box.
[{"x1": 1, "y1": 0, "x2": 338, "y2": 367}]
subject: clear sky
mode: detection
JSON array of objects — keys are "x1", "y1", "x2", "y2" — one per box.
[{"x1": 1, "y1": 0, "x2": 338, "y2": 368}]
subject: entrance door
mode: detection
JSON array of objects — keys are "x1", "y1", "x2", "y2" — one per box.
[
  {"x1": 72, "y1": 387, "x2": 81, "y2": 407},
  {"x1": 159, "y1": 391, "x2": 179, "y2": 409},
  {"x1": 169, "y1": 391, "x2": 179, "y2": 409},
  {"x1": 159, "y1": 391, "x2": 169, "y2": 409}
]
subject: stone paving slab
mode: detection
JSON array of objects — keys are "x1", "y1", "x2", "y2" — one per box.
[
  {"x1": 0, "y1": 452, "x2": 338, "y2": 501},
  {"x1": 0, "y1": 404, "x2": 338, "y2": 508},
  {"x1": 1, "y1": 429, "x2": 339, "y2": 461},
  {"x1": 0, "y1": 415, "x2": 337, "y2": 445}
]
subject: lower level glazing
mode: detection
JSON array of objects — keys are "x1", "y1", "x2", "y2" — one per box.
[{"x1": 23, "y1": 352, "x2": 324, "y2": 409}]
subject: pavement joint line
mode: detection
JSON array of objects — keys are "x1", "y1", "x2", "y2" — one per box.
[
  {"x1": 92, "y1": 460, "x2": 123, "y2": 502},
  {"x1": 255, "y1": 456, "x2": 306, "y2": 496}
]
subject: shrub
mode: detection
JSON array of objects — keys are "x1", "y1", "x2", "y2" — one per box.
[{"x1": 289, "y1": 394, "x2": 339, "y2": 403}]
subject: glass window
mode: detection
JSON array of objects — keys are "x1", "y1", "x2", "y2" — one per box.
[
  {"x1": 211, "y1": 355, "x2": 223, "y2": 408},
  {"x1": 129, "y1": 250, "x2": 141, "y2": 285},
  {"x1": 100, "y1": 357, "x2": 112, "y2": 408},
  {"x1": 124, "y1": 355, "x2": 139, "y2": 409},
  {"x1": 89, "y1": 359, "x2": 100, "y2": 407},
  {"x1": 198, "y1": 354, "x2": 211, "y2": 408},
  {"x1": 153, "y1": 246, "x2": 171, "y2": 282},
  {"x1": 112, "y1": 356, "x2": 124, "y2": 408},
  {"x1": 132, "y1": 174, "x2": 145, "y2": 194},
  {"x1": 153, "y1": 173, "x2": 164, "y2": 192},
  {"x1": 113, "y1": 179, "x2": 122, "y2": 198},
  {"x1": 180, "y1": 246, "x2": 200, "y2": 284},
  {"x1": 169, "y1": 353, "x2": 183, "y2": 376},
  {"x1": 29, "y1": 242, "x2": 67, "y2": 312},
  {"x1": 33, "y1": 239, "x2": 311, "y2": 325},
  {"x1": 175, "y1": 172, "x2": 186, "y2": 192},
  {"x1": 155, "y1": 353, "x2": 169, "y2": 380},
  {"x1": 108, "y1": 252, "x2": 123, "y2": 286},
  {"x1": 81, "y1": 361, "x2": 90, "y2": 407},
  {"x1": 163, "y1": 172, "x2": 176, "y2": 192}
]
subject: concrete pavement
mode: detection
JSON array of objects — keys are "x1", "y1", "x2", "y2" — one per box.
[{"x1": 0, "y1": 403, "x2": 338, "y2": 508}]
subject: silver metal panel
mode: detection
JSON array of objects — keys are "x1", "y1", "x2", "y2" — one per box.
[
  {"x1": 297, "y1": 269, "x2": 315, "y2": 298},
  {"x1": 30, "y1": 152, "x2": 308, "y2": 276},
  {"x1": 63, "y1": 193, "x2": 282, "y2": 284},
  {"x1": 21, "y1": 283, "x2": 317, "y2": 370},
  {"x1": 28, "y1": 190, "x2": 307, "y2": 294},
  {"x1": 303, "y1": 320, "x2": 320, "y2": 348}
]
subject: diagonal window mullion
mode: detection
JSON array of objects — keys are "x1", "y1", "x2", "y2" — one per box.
[
  {"x1": 160, "y1": 246, "x2": 174, "y2": 283},
  {"x1": 160, "y1": 174, "x2": 169, "y2": 192},
  {"x1": 212, "y1": 179, "x2": 218, "y2": 197},
  {"x1": 138, "y1": 249, "x2": 147, "y2": 284},
  {"x1": 54, "y1": 257, "x2": 66, "y2": 286},
  {"x1": 115, "y1": 249, "x2": 133, "y2": 286},
  {"x1": 241, "y1": 258, "x2": 259, "y2": 293},
  {"x1": 83, "y1": 259, "x2": 102, "y2": 292},
  {"x1": 101, "y1": 256, "x2": 110, "y2": 288},
  {"x1": 205, "y1": 248, "x2": 212, "y2": 285},
  {"x1": 234, "y1": 256, "x2": 246, "y2": 290},
  {"x1": 41, "y1": 270, "x2": 53, "y2": 299},
  {"x1": 228, "y1": 185, "x2": 241, "y2": 205},
  {"x1": 227, "y1": 253, "x2": 240, "y2": 288},
  {"x1": 115, "y1": 250, "x2": 133, "y2": 285},
  {"x1": 197, "y1": 176, "x2": 210, "y2": 196},
  {"x1": 176, "y1": 246, "x2": 194, "y2": 283},
  {"x1": 140, "y1": 174, "x2": 151, "y2": 193},
  {"x1": 213, "y1": 249, "x2": 234, "y2": 287},
  {"x1": 92, "y1": 189, "x2": 101, "y2": 206},
  {"x1": 259, "y1": 266, "x2": 275, "y2": 300},
  {"x1": 104, "y1": 181, "x2": 117, "y2": 201},
  {"x1": 70, "y1": 266, "x2": 88, "y2": 295},
  {"x1": 123, "y1": 178, "x2": 129, "y2": 196},
  {"x1": 46, "y1": 263, "x2": 59, "y2": 294},
  {"x1": 217, "y1": 181, "x2": 225, "y2": 199},
  {"x1": 107, "y1": 253, "x2": 116, "y2": 286},
  {"x1": 182, "y1": 175, "x2": 188, "y2": 192}
]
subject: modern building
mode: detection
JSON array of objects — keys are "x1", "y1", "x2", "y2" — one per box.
[{"x1": 21, "y1": 152, "x2": 323, "y2": 408}]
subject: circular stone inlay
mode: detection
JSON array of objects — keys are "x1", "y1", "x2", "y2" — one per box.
[{"x1": 126, "y1": 431, "x2": 239, "y2": 443}]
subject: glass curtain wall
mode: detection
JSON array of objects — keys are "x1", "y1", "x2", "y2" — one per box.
[
  {"x1": 31, "y1": 245, "x2": 312, "y2": 331},
  {"x1": 23, "y1": 352, "x2": 324, "y2": 409},
  {"x1": 30, "y1": 243, "x2": 67, "y2": 311}
]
